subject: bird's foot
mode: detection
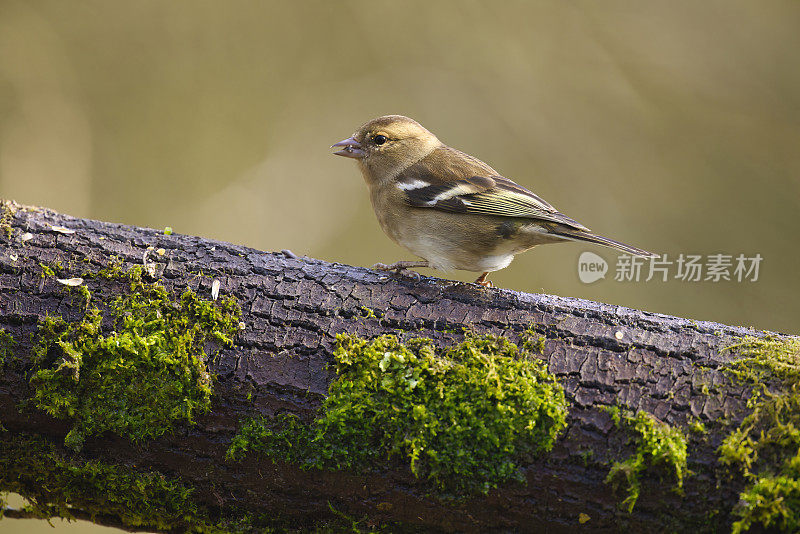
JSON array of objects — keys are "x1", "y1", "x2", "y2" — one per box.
[
  {"x1": 474, "y1": 272, "x2": 494, "y2": 288},
  {"x1": 372, "y1": 260, "x2": 429, "y2": 282}
]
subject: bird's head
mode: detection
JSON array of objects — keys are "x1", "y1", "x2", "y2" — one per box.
[{"x1": 332, "y1": 115, "x2": 441, "y2": 184}]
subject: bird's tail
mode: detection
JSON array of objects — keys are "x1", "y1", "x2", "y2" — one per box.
[{"x1": 554, "y1": 229, "x2": 656, "y2": 257}]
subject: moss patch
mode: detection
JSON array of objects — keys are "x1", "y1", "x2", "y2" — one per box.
[
  {"x1": 0, "y1": 433, "x2": 405, "y2": 533},
  {"x1": 30, "y1": 269, "x2": 241, "y2": 449},
  {"x1": 720, "y1": 336, "x2": 800, "y2": 533},
  {"x1": 39, "y1": 262, "x2": 58, "y2": 278},
  {"x1": 605, "y1": 407, "x2": 688, "y2": 513},
  {"x1": 228, "y1": 333, "x2": 568, "y2": 496},
  {"x1": 0, "y1": 199, "x2": 15, "y2": 239},
  {"x1": 0, "y1": 328, "x2": 14, "y2": 367},
  {"x1": 520, "y1": 327, "x2": 546, "y2": 354},
  {"x1": 0, "y1": 433, "x2": 222, "y2": 531}
]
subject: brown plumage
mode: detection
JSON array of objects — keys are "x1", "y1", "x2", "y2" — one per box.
[{"x1": 332, "y1": 115, "x2": 654, "y2": 287}]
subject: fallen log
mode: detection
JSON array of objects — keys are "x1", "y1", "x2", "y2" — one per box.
[{"x1": 0, "y1": 199, "x2": 795, "y2": 533}]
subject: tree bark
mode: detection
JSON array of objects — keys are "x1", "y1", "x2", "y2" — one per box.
[{"x1": 0, "y1": 200, "x2": 773, "y2": 532}]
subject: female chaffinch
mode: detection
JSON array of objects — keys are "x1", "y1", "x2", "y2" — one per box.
[{"x1": 333, "y1": 115, "x2": 653, "y2": 287}]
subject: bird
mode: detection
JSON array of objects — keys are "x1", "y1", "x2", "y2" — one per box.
[{"x1": 332, "y1": 115, "x2": 654, "y2": 287}]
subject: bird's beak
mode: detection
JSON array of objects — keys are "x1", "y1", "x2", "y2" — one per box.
[{"x1": 331, "y1": 136, "x2": 365, "y2": 159}]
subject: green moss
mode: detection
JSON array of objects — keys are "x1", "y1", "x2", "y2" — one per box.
[
  {"x1": 719, "y1": 335, "x2": 800, "y2": 533},
  {"x1": 30, "y1": 270, "x2": 241, "y2": 450},
  {"x1": 578, "y1": 449, "x2": 595, "y2": 466},
  {"x1": 723, "y1": 336, "x2": 800, "y2": 384},
  {"x1": 0, "y1": 199, "x2": 14, "y2": 239},
  {"x1": 0, "y1": 328, "x2": 14, "y2": 367},
  {"x1": 1, "y1": 433, "x2": 403, "y2": 533},
  {"x1": 92, "y1": 257, "x2": 127, "y2": 279},
  {"x1": 358, "y1": 306, "x2": 381, "y2": 320},
  {"x1": 39, "y1": 262, "x2": 57, "y2": 278},
  {"x1": 733, "y1": 469, "x2": 800, "y2": 534},
  {"x1": 68, "y1": 284, "x2": 93, "y2": 309},
  {"x1": 228, "y1": 333, "x2": 568, "y2": 496},
  {"x1": 605, "y1": 408, "x2": 688, "y2": 513},
  {"x1": 688, "y1": 419, "x2": 707, "y2": 435},
  {"x1": 0, "y1": 433, "x2": 223, "y2": 531},
  {"x1": 520, "y1": 327, "x2": 546, "y2": 354}
]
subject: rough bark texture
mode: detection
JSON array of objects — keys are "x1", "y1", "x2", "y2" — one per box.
[{"x1": 0, "y1": 201, "x2": 769, "y2": 532}]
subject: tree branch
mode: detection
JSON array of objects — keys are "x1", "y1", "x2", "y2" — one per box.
[{"x1": 0, "y1": 200, "x2": 784, "y2": 532}]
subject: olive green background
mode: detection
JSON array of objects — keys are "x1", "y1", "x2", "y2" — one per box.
[{"x1": 1, "y1": 1, "x2": 798, "y2": 529}]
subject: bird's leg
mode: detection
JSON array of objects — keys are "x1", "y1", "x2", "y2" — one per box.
[
  {"x1": 474, "y1": 272, "x2": 494, "y2": 288},
  {"x1": 372, "y1": 260, "x2": 430, "y2": 281}
]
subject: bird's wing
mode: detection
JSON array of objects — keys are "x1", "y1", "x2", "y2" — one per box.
[{"x1": 396, "y1": 146, "x2": 589, "y2": 231}]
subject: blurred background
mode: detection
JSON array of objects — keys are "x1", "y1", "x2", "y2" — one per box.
[
  {"x1": 1, "y1": 1, "x2": 799, "y2": 332},
  {"x1": 1, "y1": 1, "x2": 799, "y2": 531}
]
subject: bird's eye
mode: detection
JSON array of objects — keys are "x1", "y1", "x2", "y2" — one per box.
[{"x1": 373, "y1": 135, "x2": 387, "y2": 146}]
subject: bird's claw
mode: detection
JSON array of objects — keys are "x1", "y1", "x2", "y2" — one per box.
[
  {"x1": 372, "y1": 262, "x2": 422, "y2": 281},
  {"x1": 474, "y1": 272, "x2": 495, "y2": 288},
  {"x1": 403, "y1": 270, "x2": 423, "y2": 282}
]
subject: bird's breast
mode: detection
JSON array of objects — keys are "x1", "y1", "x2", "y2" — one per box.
[{"x1": 368, "y1": 186, "x2": 528, "y2": 273}]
